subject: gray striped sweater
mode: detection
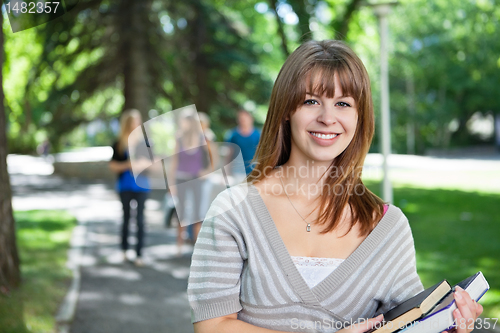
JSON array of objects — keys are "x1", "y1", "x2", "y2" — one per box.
[{"x1": 187, "y1": 183, "x2": 424, "y2": 332}]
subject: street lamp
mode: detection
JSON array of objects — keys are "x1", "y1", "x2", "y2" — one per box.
[{"x1": 368, "y1": 1, "x2": 398, "y2": 204}]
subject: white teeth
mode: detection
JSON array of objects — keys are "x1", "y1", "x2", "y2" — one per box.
[{"x1": 310, "y1": 132, "x2": 338, "y2": 139}]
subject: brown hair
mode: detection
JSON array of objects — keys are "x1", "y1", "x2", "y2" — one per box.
[
  {"x1": 247, "y1": 40, "x2": 385, "y2": 236},
  {"x1": 117, "y1": 109, "x2": 142, "y2": 154}
]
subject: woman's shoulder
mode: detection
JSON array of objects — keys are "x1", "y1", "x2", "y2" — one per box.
[
  {"x1": 385, "y1": 204, "x2": 407, "y2": 221},
  {"x1": 377, "y1": 204, "x2": 413, "y2": 237},
  {"x1": 204, "y1": 182, "x2": 253, "y2": 218}
]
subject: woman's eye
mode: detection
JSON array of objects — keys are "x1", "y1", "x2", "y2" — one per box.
[
  {"x1": 304, "y1": 99, "x2": 319, "y2": 105},
  {"x1": 336, "y1": 101, "x2": 352, "y2": 107}
]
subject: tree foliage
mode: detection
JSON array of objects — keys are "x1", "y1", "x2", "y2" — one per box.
[
  {"x1": 389, "y1": 0, "x2": 500, "y2": 153},
  {"x1": 3, "y1": 0, "x2": 500, "y2": 153}
]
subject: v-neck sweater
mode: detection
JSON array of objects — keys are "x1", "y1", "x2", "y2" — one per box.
[{"x1": 187, "y1": 183, "x2": 424, "y2": 332}]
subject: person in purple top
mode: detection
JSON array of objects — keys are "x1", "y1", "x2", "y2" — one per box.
[
  {"x1": 225, "y1": 109, "x2": 261, "y2": 175},
  {"x1": 169, "y1": 112, "x2": 210, "y2": 255}
]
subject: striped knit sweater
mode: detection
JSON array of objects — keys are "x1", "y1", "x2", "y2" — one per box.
[{"x1": 187, "y1": 183, "x2": 424, "y2": 332}]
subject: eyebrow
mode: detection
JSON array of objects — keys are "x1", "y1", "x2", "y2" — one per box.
[{"x1": 305, "y1": 92, "x2": 354, "y2": 99}]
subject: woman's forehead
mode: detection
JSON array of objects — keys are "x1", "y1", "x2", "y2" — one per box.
[{"x1": 304, "y1": 70, "x2": 353, "y2": 98}]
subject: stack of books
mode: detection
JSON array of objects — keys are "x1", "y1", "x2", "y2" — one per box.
[{"x1": 367, "y1": 271, "x2": 489, "y2": 333}]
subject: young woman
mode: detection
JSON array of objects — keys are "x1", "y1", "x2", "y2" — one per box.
[
  {"x1": 169, "y1": 111, "x2": 212, "y2": 255},
  {"x1": 187, "y1": 40, "x2": 482, "y2": 333},
  {"x1": 109, "y1": 109, "x2": 150, "y2": 267}
]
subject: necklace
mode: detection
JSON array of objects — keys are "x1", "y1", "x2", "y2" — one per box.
[{"x1": 278, "y1": 169, "x2": 315, "y2": 232}]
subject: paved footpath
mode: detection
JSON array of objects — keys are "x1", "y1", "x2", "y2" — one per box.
[
  {"x1": 10, "y1": 169, "x2": 498, "y2": 333},
  {"x1": 11, "y1": 173, "x2": 194, "y2": 333}
]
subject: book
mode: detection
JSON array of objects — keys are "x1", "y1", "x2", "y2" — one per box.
[
  {"x1": 398, "y1": 271, "x2": 489, "y2": 333},
  {"x1": 367, "y1": 280, "x2": 453, "y2": 333}
]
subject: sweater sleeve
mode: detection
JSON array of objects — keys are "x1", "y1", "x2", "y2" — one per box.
[
  {"x1": 377, "y1": 217, "x2": 424, "y2": 314},
  {"x1": 187, "y1": 193, "x2": 246, "y2": 323}
]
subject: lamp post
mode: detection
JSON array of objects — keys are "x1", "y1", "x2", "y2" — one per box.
[{"x1": 369, "y1": 1, "x2": 398, "y2": 204}]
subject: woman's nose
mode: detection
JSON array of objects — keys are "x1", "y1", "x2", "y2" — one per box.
[{"x1": 317, "y1": 105, "x2": 337, "y2": 125}]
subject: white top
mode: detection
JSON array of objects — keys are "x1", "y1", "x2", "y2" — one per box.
[{"x1": 291, "y1": 256, "x2": 345, "y2": 288}]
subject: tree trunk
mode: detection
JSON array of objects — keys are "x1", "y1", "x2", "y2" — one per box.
[
  {"x1": 288, "y1": 0, "x2": 312, "y2": 42},
  {"x1": 122, "y1": 0, "x2": 151, "y2": 120},
  {"x1": 0, "y1": 10, "x2": 21, "y2": 293}
]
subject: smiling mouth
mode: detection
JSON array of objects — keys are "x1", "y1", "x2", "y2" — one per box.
[{"x1": 309, "y1": 131, "x2": 340, "y2": 139}]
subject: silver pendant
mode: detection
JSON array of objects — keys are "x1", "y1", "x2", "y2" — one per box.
[{"x1": 306, "y1": 223, "x2": 311, "y2": 232}]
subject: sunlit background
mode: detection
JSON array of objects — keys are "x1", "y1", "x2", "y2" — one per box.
[{"x1": 0, "y1": 0, "x2": 499, "y2": 332}]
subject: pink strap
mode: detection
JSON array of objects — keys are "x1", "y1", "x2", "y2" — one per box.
[{"x1": 383, "y1": 204, "x2": 389, "y2": 216}]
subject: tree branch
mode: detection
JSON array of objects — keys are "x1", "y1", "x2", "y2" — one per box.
[{"x1": 268, "y1": 0, "x2": 289, "y2": 57}]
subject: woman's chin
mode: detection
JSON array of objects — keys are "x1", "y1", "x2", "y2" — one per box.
[{"x1": 306, "y1": 155, "x2": 338, "y2": 165}]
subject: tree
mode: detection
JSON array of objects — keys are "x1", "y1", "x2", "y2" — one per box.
[
  {"x1": 0, "y1": 9, "x2": 21, "y2": 294},
  {"x1": 389, "y1": 0, "x2": 500, "y2": 153},
  {"x1": 14, "y1": 0, "x2": 272, "y2": 150},
  {"x1": 4, "y1": 0, "x2": 368, "y2": 153}
]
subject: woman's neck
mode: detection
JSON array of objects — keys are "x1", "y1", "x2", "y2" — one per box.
[{"x1": 279, "y1": 158, "x2": 333, "y2": 200}]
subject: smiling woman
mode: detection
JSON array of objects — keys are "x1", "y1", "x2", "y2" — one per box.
[
  {"x1": 249, "y1": 40, "x2": 378, "y2": 236},
  {"x1": 187, "y1": 40, "x2": 482, "y2": 333}
]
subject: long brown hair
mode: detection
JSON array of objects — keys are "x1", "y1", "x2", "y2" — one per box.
[
  {"x1": 247, "y1": 40, "x2": 385, "y2": 236},
  {"x1": 117, "y1": 109, "x2": 142, "y2": 154}
]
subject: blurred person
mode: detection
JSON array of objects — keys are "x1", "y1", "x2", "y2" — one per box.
[
  {"x1": 198, "y1": 112, "x2": 217, "y2": 222},
  {"x1": 169, "y1": 111, "x2": 211, "y2": 255},
  {"x1": 225, "y1": 109, "x2": 261, "y2": 175},
  {"x1": 36, "y1": 138, "x2": 51, "y2": 157},
  {"x1": 109, "y1": 109, "x2": 150, "y2": 267},
  {"x1": 198, "y1": 112, "x2": 216, "y2": 142}
]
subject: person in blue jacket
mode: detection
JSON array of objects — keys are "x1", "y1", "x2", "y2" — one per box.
[
  {"x1": 225, "y1": 109, "x2": 261, "y2": 175},
  {"x1": 109, "y1": 109, "x2": 150, "y2": 267}
]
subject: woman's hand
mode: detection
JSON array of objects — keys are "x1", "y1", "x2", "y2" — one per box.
[
  {"x1": 338, "y1": 314, "x2": 384, "y2": 333},
  {"x1": 443, "y1": 286, "x2": 483, "y2": 333}
]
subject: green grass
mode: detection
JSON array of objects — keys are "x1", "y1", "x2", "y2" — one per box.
[
  {"x1": 365, "y1": 181, "x2": 500, "y2": 320},
  {"x1": 0, "y1": 210, "x2": 76, "y2": 333}
]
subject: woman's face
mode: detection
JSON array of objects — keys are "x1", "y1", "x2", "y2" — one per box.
[
  {"x1": 126, "y1": 116, "x2": 142, "y2": 134},
  {"x1": 288, "y1": 74, "x2": 358, "y2": 166}
]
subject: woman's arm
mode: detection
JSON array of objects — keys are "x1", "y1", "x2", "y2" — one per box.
[
  {"x1": 194, "y1": 313, "x2": 285, "y2": 333},
  {"x1": 109, "y1": 160, "x2": 131, "y2": 173},
  {"x1": 194, "y1": 313, "x2": 385, "y2": 333}
]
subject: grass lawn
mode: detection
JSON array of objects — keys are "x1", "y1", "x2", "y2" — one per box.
[
  {"x1": 365, "y1": 181, "x2": 500, "y2": 320},
  {"x1": 0, "y1": 210, "x2": 76, "y2": 333}
]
